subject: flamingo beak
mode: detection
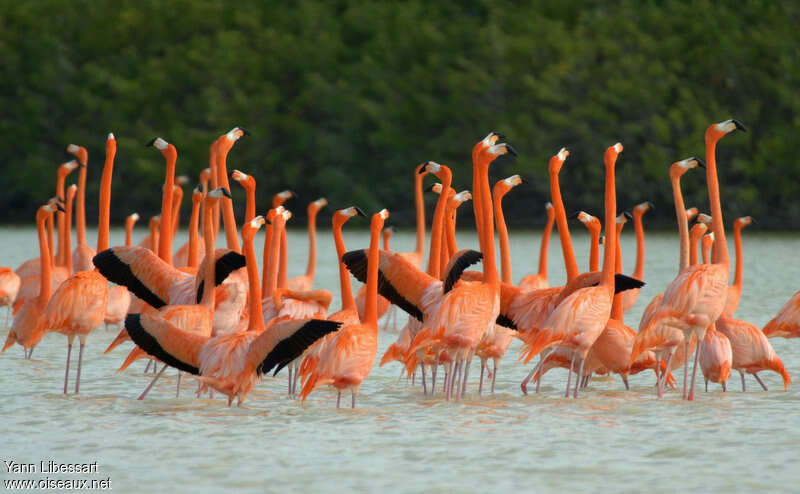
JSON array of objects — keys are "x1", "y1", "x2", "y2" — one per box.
[
  {"x1": 221, "y1": 188, "x2": 232, "y2": 199},
  {"x1": 732, "y1": 119, "x2": 747, "y2": 132},
  {"x1": 354, "y1": 207, "x2": 366, "y2": 217}
]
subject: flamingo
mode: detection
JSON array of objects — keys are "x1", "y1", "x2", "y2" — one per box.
[
  {"x1": 138, "y1": 215, "x2": 160, "y2": 253},
  {"x1": 518, "y1": 202, "x2": 555, "y2": 291},
  {"x1": 0, "y1": 267, "x2": 20, "y2": 327},
  {"x1": 763, "y1": 292, "x2": 800, "y2": 339},
  {"x1": 67, "y1": 143, "x2": 96, "y2": 272},
  {"x1": 300, "y1": 209, "x2": 389, "y2": 408},
  {"x1": 54, "y1": 160, "x2": 79, "y2": 267},
  {"x1": 723, "y1": 216, "x2": 754, "y2": 317},
  {"x1": 621, "y1": 201, "x2": 653, "y2": 312},
  {"x1": 573, "y1": 211, "x2": 601, "y2": 271},
  {"x1": 174, "y1": 185, "x2": 206, "y2": 269},
  {"x1": 2, "y1": 203, "x2": 63, "y2": 356},
  {"x1": 716, "y1": 314, "x2": 791, "y2": 391},
  {"x1": 399, "y1": 164, "x2": 429, "y2": 269},
  {"x1": 640, "y1": 119, "x2": 746, "y2": 400},
  {"x1": 630, "y1": 157, "x2": 705, "y2": 397},
  {"x1": 494, "y1": 175, "x2": 526, "y2": 286},
  {"x1": 124, "y1": 214, "x2": 341, "y2": 406},
  {"x1": 287, "y1": 198, "x2": 328, "y2": 291},
  {"x1": 124, "y1": 213, "x2": 140, "y2": 248},
  {"x1": 214, "y1": 128, "x2": 250, "y2": 253},
  {"x1": 40, "y1": 133, "x2": 117, "y2": 393}
]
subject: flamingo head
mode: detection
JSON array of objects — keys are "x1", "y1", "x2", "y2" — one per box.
[
  {"x1": 272, "y1": 190, "x2": 295, "y2": 208},
  {"x1": 548, "y1": 147, "x2": 569, "y2": 174},
  {"x1": 310, "y1": 198, "x2": 328, "y2": 214},
  {"x1": 474, "y1": 131, "x2": 505, "y2": 157},
  {"x1": 225, "y1": 126, "x2": 251, "y2": 141},
  {"x1": 736, "y1": 216, "x2": 755, "y2": 228},
  {"x1": 634, "y1": 201, "x2": 654, "y2": 216},
  {"x1": 425, "y1": 182, "x2": 443, "y2": 195},
  {"x1": 128, "y1": 213, "x2": 141, "y2": 223},
  {"x1": 200, "y1": 168, "x2": 212, "y2": 182},
  {"x1": 670, "y1": 157, "x2": 704, "y2": 178},
  {"x1": 685, "y1": 207, "x2": 699, "y2": 221},
  {"x1": 696, "y1": 213, "x2": 712, "y2": 226},
  {"x1": 453, "y1": 190, "x2": 472, "y2": 203},
  {"x1": 604, "y1": 142, "x2": 623, "y2": 166},
  {"x1": 707, "y1": 119, "x2": 747, "y2": 141}
]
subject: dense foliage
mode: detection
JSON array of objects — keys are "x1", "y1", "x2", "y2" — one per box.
[{"x1": 2, "y1": 0, "x2": 798, "y2": 229}]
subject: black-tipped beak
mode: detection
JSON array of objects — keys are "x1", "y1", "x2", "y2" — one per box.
[
  {"x1": 732, "y1": 119, "x2": 747, "y2": 132},
  {"x1": 56, "y1": 204, "x2": 66, "y2": 213},
  {"x1": 424, "y1": 184, "x2": 436, "y2": 193},
  {"x1": 568, "y1": 211, "x2": 581, "y2": 220},
  {"x1": 221, "y1": 188, "x2": 232, "y2": 199},
  {"x1": 750, "y1": 217, "x2": 757, "y2": 225},
  {"x1": 56, "y1": 196, "x2": 65, "y2": 203},
  {"x1": 520, "y1": 176, "x2": 529, "y2": 184},
  {"x1": 418, "y1": 164, "x2": 429, "y2": 174},
  {"x1": 505, "y1": 144, "x2": 518, "y2": 157},
  {"x1": 239, "y1": 127, "x2": 251, "y2": 136},
  {"x1": 264, "y1": 216, "x2": 271, "y2": 224},
  {"x1": 194, "y1": 185, "x2": 203, "y2": 194},
  {"x1": 354, "y1": 207, "x2": 366, "y2": 217},
  {"x1": 145, "y1": 137, "x2": 157, "y2": 147},
  {"x1": 623, "y1": 211, "x2": 633, "y2": 220},
  {"x1": 491, "y1": 131, "x2": 506, "y2": 140},
  {"x1": 694, "y1": 157, "x2": 706, "y2": 169},
  {"x1": 646, "y1": 201, "x2": 655, "y2": 211}
]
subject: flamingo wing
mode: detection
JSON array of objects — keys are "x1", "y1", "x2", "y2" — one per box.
[
  {"x1": 251, "y1": 319, "x2": 342, "y2": 376},
  {"x1": 763, "y1": 290, "x2": 800, "y2": 338},
  {"x1": 124, "y1": 312, "x2": 207, "y2": 374}
]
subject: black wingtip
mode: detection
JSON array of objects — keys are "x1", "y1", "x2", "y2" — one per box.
[
  {"x1": 613, "y1": 273, "x2": 645, "y2": 293},
  {"x1": 443, "y1": 249, "x2": 483, "y2": 294},
  {"x1": 258, "y1": 320, "x2": 343, "y2": 377},
  {"x1": 93, "y1": 249, "x2": 167, "y2": 309},
  {"x1": 125, "y1": 314, "x2": 200, "y2": 375}
]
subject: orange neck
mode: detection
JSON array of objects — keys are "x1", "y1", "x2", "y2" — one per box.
[
  {"x1": 76, "y1": 157, "x2": 88, "y2": 247},
  {"x1": 305, "y1": 205, "x2": 319, "y2": 281},
  {"x1": 550, "y1": 165, "x2": 579, "y2": 281},
  {"x1": 333, "y1": 216, "x2": 356, "y2": 312},
  {"x1": 36, "y1": 208, "x2": 52, "y2": 308},
  {"x1": 587, "y1": 222, "x2": 601, "y2": 272},
  {"x1": 278, "y1": 227, "x2": 288, "y2": 289},
  {"x1": 46, "y1": 214, "x2": 54, "y2": 268},
  {"x1": 157, "y1": 144, "x2": 177, "y2": 265},
  {"x1": 705, "y1": 133, "x2": 730, "y2": 270},
  {"x1": 215, "y1": 138, "x2": 241, "y2": 252},
  {"x1": 209, "y1": 142, "x2": 221, "y2": 240},
  {"x1": 445, "y1": 207, "x2": 459, "y2": 259},
  {"x1": 702, "y1": 235, "x2": 712, "y2": 264},
  {"x1": 243, "y1": 228, "x2": 265, "y2": 332},
  {"x1": 261, "y1": 209, "x2": 277, "y2": 294},
  {"x1": 363, "y1": 214, "x2": 386, "y2": 327},
  {"x1": 170, "y1": 186, "x2": 183, "y2": 238},
  {"x1": 476, "y1": 154, "x2": 499, "y2": 286},
  {"x1": 611, "y1": 222, "x2": 624, "y2": 321},
  {"x1": 382, "y1": 231, "x2": 391, "y2": 251},
  {"x1": 55, "y1": 170, "x2": 68, "y2": 266},
  {"x1": 601, "y1": 151, "x2": 618, "y2": 293},
  {"x1": 632, "y1": 210, "x2": 645, "y2": 279},
  {"x1": 187, "y1": 196, "x2": 202, "y2": 269},
  {"x1": 689, "y1": 225, "x2": 705, "y2": 266},
  {"x1": 670, "y1": 172, "x2": 690, "y2": 272},
  {"x1": 97, "y1": 137, "x2": 116, "y2": 253},
  {"x1": 493, "y1": 183, "x2": 513, "y2": 284},
  {"x1": 264, "y1": 213, "x2": 284, "y2": 298},
  {"x1": 414, "y1": 168, "x2": 427, "y2": 260},
  {"x1": 65, "y1": 188, "x2": 75, "y2": 273},
  {"x1": 426, "y1": 167, "x2": 452, "y2": 279},
  {"x1": 125, "y1": 218, "x2": 135, "y2": 247},
  {"x1": 149, "y1": 219, "x2": 159, "y2": 255},
  {"x1": 537, "y1": 207, "x2": 554, "y2": 278},
  {"x1": 733, "y1": 221, "x2": 743, "y2": 288},
  {"x1": 200, "y1": 199, "x2": 217, "y2": 308}
]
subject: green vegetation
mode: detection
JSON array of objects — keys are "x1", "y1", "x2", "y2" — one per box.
[{"x1": 2, "y1": 0, "x2": 798, "y2": 228}]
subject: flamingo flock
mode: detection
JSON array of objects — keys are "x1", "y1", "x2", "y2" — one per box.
[{"x1": 0, "y1": 121, "x2": 795, "y2": 409}]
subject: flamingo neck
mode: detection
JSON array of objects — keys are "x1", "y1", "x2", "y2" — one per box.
[
  {"x1": 244, "y1": 183, "x2": 256, "y2": 225},
  {"x1": 125, "y1": 219, "x2": 133, "y2": 247},
  {"x1": 200, "y1": 201, "x2": 217, "y2": 309},
  {"x1": 261, "y1": 221, "x2": 273, "y2": 294},
  {"x1": 97, "y1": 139, "x2": 116, "y2": 253},
  {"x1": 611, "y1": 223, "x2": 624, "y2": 321},
  {"x1": 278, "y1": 228, "x2": 288, "y2": 289},
  {"x1": 216, "y1": 142, "x2": 241, "y2": 252},
  {"x1": 209, "y1": 142, "x2": 221, "y2": 240},
  {"x1": 689, "y1": 228, "x2": 703, "y2": 266},
  {"x1": 705, "y1": 135, "x2": 730, "y2": 270},
  {"x1": 633, "y1": 212, "x2": 645, "y2": 279},
  {"x1": 363, "y1": 217, "x2": 383, "y2": 327},
  {"x1": 55, "y1": 173, "x2": 67, "y2": 266},
  {"x1": 333, "y1": 219, "x2": 356, "y2": 312},
  {"x1": 550, "y1": 168, "x2": 579, "y2": 281},
  {"x1": 46, "y1": 214, "x2": 55, "y2": 268},
  {"x1": 65, "y1": 191, "x2": 74, "y2": 273},
  {"x1": 243, "y1": 232, "x2": 265, "y2": 332},
  {"x1": 671, "y1": 174, "x2": 690, "y2": 272},
  {"x1": 187, "y1": 198, "x2": 201, "y2": 269},
  {"x1": 426, "y1": 170, "x2": 451, "y2": 279},
  {"x1": 445, "y1": 208, "x2": 458, "y2": 259},
  {"x1": 493, "y1": 187, "x2": 513, "y2": 284},
  {"x1": 149, "y1": 221, "x2": 159, "y2": 255},
  {"x1": 37, "y1": 210, "x2": 52, "y2": 307},
  {"x1": 305, "y1": 207, "x2": 318, "y2": 281},
  {"x1": 477, "y1": 159, "x2": 499, "y2": 286},
  {"x1": 170, "y1": 187, "x2": 183, "y2": 238},
  {"x1": 264, "y1": 218, "x2": 283, "y2": 298},
  {"x1": 76, "y1": 162, "x2": 87, "y2": 247},
  {"x1": 158, "y1": 147, "x2": 176, "y2": 265},
  {"x1": 601, "y1": 159, "x2": 616, "y2": 293},
  {"x1": 589, "y1": 226, "x2": 600, "y2": 272},
  {"x1": 414, "y1": 172, "x2": 426, "y2": 260},
  {"x1": 537, "y1": 210, "x2": 554, "y2": 278},
  {"x1": 733, "y1": 222, "x2": 743, "y2": 288}
]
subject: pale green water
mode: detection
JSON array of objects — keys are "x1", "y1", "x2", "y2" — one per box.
[{"x1": 1, "y1": 226, "x2": 799, "y2": 493}]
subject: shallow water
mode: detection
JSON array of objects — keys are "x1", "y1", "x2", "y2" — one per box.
[{"x1": 1, "y1": 226, "x2": 799, "y2": 493}]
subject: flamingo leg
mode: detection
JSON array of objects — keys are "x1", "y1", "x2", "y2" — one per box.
[
  {"x1": 63, "y1": 342, "x2": 72, "y2": 394},
  {"x1": 176, "y1": 372, "x2": 182, "y2": 397},
  {"x1": 740, "y1": 371, "x2": 746, "y2": 392},
  {"x1": 688, "y1": 341, "x2": 701, "y2": 400},
  {"x1": 287, "y1": 367, "x2": 293, "y2": 395},
  {"x1": 144, "y1": 360, "x2": 152, "y2": 373},
  {"x1": 658, "y1": 349, "x2": 675, "y2": 398},
  {"x1": 431, "y1": 351, "x2": 439, "y2": 395},
  {"x1": 573, "y1": 357, "x2": 584, "y2": 398},
  {"x1": 460, "y1": 352, "x2": 473, "y2": 399},
  {"x1": 753, "y1": 373, "x2": 768, "y2": 391},
  {"x1": 293, "y1": 363, "x2": 300, "y2": 396},
  {"x1": 565, "y1": 352, "x2": 575, "y2": 398},
  {"x1": 491, "y1": 360, "x2": 498, "y2": 394},
  {"x1": 138, "y1": 364, "x2": 167, "y2": 400},
  {"x1": 521, "y1": 353, "x2": 546, "y2": 395},
  {"x1": 722, "y1": 380, "x2": 727, "y2": 392},
  {"x1": 479, "y1": 361, "x2": 486, "y2": 395},
  {"x1": 351, "y1": 392, "x2": 357, "y2": 409},
  {"x1": 421, "y1": 362, "x2": 428, "y2": 396},
  {"x1": 74, "y1": 343, "x2": 84, "y2": 394},
  {"x1": 336, "y1": 391, "x2": 341, "y2": 409},
  {"x1": 622, "y1": 376, "x2": 629, "y2": 391},
  {"x1": 412, "y1": 369, "x2": 416, "y2": 386},
  {"x1": 682, "y1": 340, "x2": 690, "y2": 399}
]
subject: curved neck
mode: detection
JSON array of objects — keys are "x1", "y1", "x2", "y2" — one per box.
[
  {"x1": 243, "y1": 231, "x2": 265, "y2": 332},
  {"x1": 671, "y1": 173, "x2": 690, "y2": 272},
  {"x1": 216, "y1": 141, "x2": 241, "y2": 252},
  {"x1": 55, "y1": 173, "x2": 67, "y2": 266},
  {"x1": 65, "y1": 192, "x2": 74, "y2": 273},
  {"x1": 426, "y1": 170, "x2": 452, "y2": 279},
  {"x1": 97, "y1": 139, "x2": 115, "y2": 253},
  {"x1": 702, "y1": 237, "x2": 712, "y2": 264},
  {"x1": 278, "y1": 227, "x2": 288, "y2": 289},
  {"x1": 445, "y1": 208, "x2": 458, "y2": 259},
  {"x1": 37, "y1": 210, "x2": 52, "y2": 307},
  {"x1": 601, "y1": 158, "x2": 617, "y2": 292},
  {"x1": 76, "y1": 163, "x2": 87, "y2": 247},
  {"x1": 550, "y1": 168, "x2": 579, "y2": 281},
  {"x1": 414, "y1": 172, "x2": 426, "y2": 259},
  {"x1": 333, "y1": 218, "x2": 356, "y2": 312},
  {"x1": 363, "y1": 217, "x2": 383, "y2": 327},
  {"x1": 187, "y1": 198, "x2": 201, "y2": 269},
  {"x1": 493, "y1": 187, "x2": 512, "y2": 284},
  {"x1": 537, "y1": 209, "x2": 554, "y2": 278},
  {"x1": 705, "y1": 135, "x2": 730, "y2": 269},
  {"x1": 589, "y1": 226, "x2": 600, "y2": 272},
  {"x1": 382, "y1": 232, "x2": 391, "y2": 251},
  {"x1": 200, "y1": 200, "x2": 217, "y2": 308},
  {"x1": 632, "y1": 212, "x2": 645, "y2": 278},
  {"x1": 158, "y1": 147, "x2": 176, "y2": 265},
  {"x1": 304, "y1": 206, "x2": 319, "y2": 281},
  {"x1": 733, "y1": 223, "x2": 743, "y2": 288}
]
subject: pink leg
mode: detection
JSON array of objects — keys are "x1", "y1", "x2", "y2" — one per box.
[
  {"x1": 460, "y1": 353, "x2": 473, "y2": 399},
  {"x1": 722, "y1": 380, "x2": 727, "y2": 392},
  {"x1": 740, "y1": 371, "x2": 746, "y2": 392},
  {"x1": 287, "y1": 367, "x2": 293, "y2": 395},
  {"x1": 144, "y1": 360, "x2": 152, "y2": 373},
  {"x1": 292, "y1": 363, "x2": 300, "y2": 395},
  {"x1": 573, "y1": 357, "x2": 584, "y2": 398},
  {"x1": 682, "y1": 340, "x2": 690, "y2": 399},
  {"x1": 336, "y1": 391, "x2": 341, "y2": 409},
  {"x1": 479, "y1": 361, "x2": 486, "y2": 395},
  {"x1": 138, "y1": 364, "x2": 167, "y2": 400},
  {"x1": 753, "y1": 373, "x2": 768, "y2": 391},
  {"x1": 74, "y1": 344, "x2": 84, "y2": 394},
  {"x1": 705, "y1": 379, "x2": 708, "y2": 393},
  {"x1": 176, "y1": 372, "x2": 182, "y2": 397},
  {"x1": 491, "y1": 360, "x2": 498, "y2": 394},
  {"x1": 688, "y1": 341, "x2": 701, "y2": 400},
  {"x1": 351, "y1": 392, "x2": 357, "y2": 408},
  {"x1": 658, "y1": 349, "x2": 675, "y2": 398},
  {"x1": 63, "y1": 342, "x2": 73, "y2": 394},
  {"x1": 622, "y1": 376, "x2": 629, "y2": 390},
  {"x1": 421, "y1": 363, "x2": 428, "y2": 395},
  {"x1": 431, "y1": 352, "x2": 439, "y2": 395},
  {"x1": 565, "y1": 352, "x2": 575, "y2": 398},
  {"x1": 521, "y1": 353, "x2": 546, "y2": 395}
]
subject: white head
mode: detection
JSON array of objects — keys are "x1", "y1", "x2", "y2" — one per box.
[
  {"x1": 454, "y1": 191, "x2": 472, "y2": 203},
  {"x1": 613, "y1": 142, "x2": 623, "y2": 153},
  {"x1": 67, "y1": 144, "x2": 80, "y2": 153},
  {"x1": 151, "y1": 137, "x2": 168, "y2": 150},
  {"x1": 557, "y1": 148, "x2": 569, "y2": 161},
  {"x1": 503, "y1": 175, "x2": 524, "y2": 187},
  {"x1": 314, "y1": 198, "x2": 328, "y2": 208},
  {"x1": 379, "y1": 209, "x2": 390, "y2": 220},
  {"x1": 130, "y1": 213, "x2": 140, "y2": 222},
  {"x1": 107, "y1": 133, "x2": 115, "y2": 140}
]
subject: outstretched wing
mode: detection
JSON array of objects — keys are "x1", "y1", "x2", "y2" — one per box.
[
  {"x1": 249, "y1": 319, "x2": 342, "y2": 377},
  {"x1": 124, "y1": 313, "x2": 207, "y2": 374},
  {"x1": 442, "y1": 249, "x2": 483, "y2": 294}
]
